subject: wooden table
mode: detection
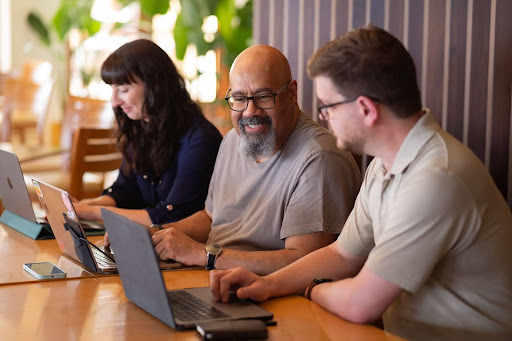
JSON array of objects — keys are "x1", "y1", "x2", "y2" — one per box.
[
  {"x1": 0, "y1": 222, "x2": 98, "y2": 285},
  {"x1": 0, "y1": 269, "x2": 404, "y2": 341},
  {"x1": 0, "y1": 142, "x2": 67, "y2": 163}
]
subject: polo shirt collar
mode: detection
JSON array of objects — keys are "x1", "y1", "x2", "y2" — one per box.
[{"x1": 386, "y1": 109, "x2": 440, "y2": 176}]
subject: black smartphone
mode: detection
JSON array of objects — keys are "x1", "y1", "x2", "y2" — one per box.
[{"x1": 196, "y1": 319, "x2": 268, "y2": 340}]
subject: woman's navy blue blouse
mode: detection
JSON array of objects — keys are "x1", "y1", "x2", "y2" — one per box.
[{"x1": 102, "y1": 116, "x2": 222, "y2": 224}]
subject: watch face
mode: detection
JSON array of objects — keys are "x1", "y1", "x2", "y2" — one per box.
[{"x1": 206, "y1": 243, "x2": 222, "y2": 255}]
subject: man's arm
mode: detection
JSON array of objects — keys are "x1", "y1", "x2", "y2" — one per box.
[
  {"x1": 152, "y1": 213, "x2": 337, "y2": 274},
  {"x1": 311, "y1": 265, "x2": 403, "y2": 324},
  {"x1": 210, "y1": 241, "x2": 366, "y2": 301},
  {"x1": 214, "y1": 231, "x2": 337, "y2": 275},
  {"x1": 159, "y1": 208, "x2": 213, "y2": 242},
  {"x1": 211, "y1": 241, "x2": 402, "y2": 324}
]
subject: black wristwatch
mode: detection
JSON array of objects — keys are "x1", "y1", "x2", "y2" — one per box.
[
  {"x1": 305, "y1": 278, "x2": 332, "y2": 300},
  {"x1": 150, "y1": 223, "x2": 164, "y2": 230},
  {"x1": 205, "y1": 243, "x2": 222, "y2": 270}
]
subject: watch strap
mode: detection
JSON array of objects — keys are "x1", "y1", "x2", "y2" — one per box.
[
  {"x1": 206, "y1": 252, "x2": 216, "y2": 270},
  {"x1": 305, "y1": 278, "x2": 332, "y2": 300}
]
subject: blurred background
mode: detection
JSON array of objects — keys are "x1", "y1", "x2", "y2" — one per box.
[{"x1": 0, "y1": 0, "x2": 511, "y2": 208}]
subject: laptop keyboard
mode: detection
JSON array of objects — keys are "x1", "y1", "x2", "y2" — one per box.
[
  {"x1": 92, "y1": 247, "x2": 116, "y2": 268},
  {"x1": 167, "y1": 290, "x2": 229, "y2": 321}
]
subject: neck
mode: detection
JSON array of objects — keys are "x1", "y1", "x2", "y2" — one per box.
[{"x1": 374, "y1": 110, "x2": 424, "y2": 171}]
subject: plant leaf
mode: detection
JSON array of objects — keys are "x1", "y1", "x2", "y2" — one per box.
[
  {"x1": 27, "y1": 12, "x2": 51, "y2": 46},
  {"x1": 52, "y1": 4, "x2": 74, "y2": 41},
  {"x1": 174, "y1": 12, "x2": 189, "y2": 60},
  {"x1": 140, "y1": 0, "x2": 170, "y2": 17}
]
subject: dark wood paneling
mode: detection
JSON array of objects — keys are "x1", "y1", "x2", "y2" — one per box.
[
  {"x1": 369, "y1": 0, "x2": 385, "y2": 28},
  {"x1": 351, "y1": 0, "x2": 366, "y2": 30},
  {"x1": 466, "y1": 0, "x2": 491, "y2": 161},
  {"x1": 446, "y1": 0, "x2": 468, "y2": 142},
  {"x1": 253, "y1": 0, "x2": 512, "y2": 207},
  {"x1": 406, "y1": 0, "x2": 425, "y2": 94},
  {"x1": 286, "y1": 1, "x2": 300, "y2": 82},
  {"x1": 425, "y1": 0, "x2": 446, "y2": 124},
  {"x1": 335, "y1": 0, "x2": 349, "y2": 36},
  {"x1": 301, "y1": 0, "x2": 315, "y2": 116},
  {"x1": 272, "y1": 0, "x2": 284, "y2": 51},
  {"x1": 256, "y1": 0, "x2": 270, "y2": 45},
  {"x1": 388, "y1": 0, "x2": 405, "y2": 41},
  {"x1": 318, "y1": 0, "x2": 332, "y2": 46},
  {"x1": 490, "y1": 0, "x2": 512, "y2": 202}
]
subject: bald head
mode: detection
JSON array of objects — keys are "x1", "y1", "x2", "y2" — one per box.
[
  {"x1": 227, "y1": 45, "x2": 299, "y2": 162},
  {"x1": 230, "y1": 45, "x2": 292, "y2": 88}
]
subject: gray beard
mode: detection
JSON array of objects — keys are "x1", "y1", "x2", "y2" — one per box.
[{"x1": 238, "y1": 124, "x2": 277, "y2": 161}]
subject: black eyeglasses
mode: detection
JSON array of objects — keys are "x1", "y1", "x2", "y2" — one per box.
[
  {"x1": 317, "y1": 96, "x2": 380, "y2": 120},
  {"x1": 225, "y1": 80, "x2": 292, "y2": 112},
  {"x1": 317, "y1": 98, "x2": 357, "y2": 120}
]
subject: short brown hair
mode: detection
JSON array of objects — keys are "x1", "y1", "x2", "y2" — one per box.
[{"x1": 307, "y1": 25, "x2": 421, "y2": 118}]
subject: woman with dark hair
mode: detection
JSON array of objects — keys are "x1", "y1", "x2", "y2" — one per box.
[{"x1": 74, "y1": 39, "x2": 222, "y2": 233}]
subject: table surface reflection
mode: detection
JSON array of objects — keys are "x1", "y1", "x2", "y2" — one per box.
[
  {"x1": 0, "y1": 222, "x2": 98, "y2": 285},
  {"x1": 0, "y1": 142, "x2": 67, "y2": 163},
  {"x1": 0, "y1": 269, "x2": 404, "y2": 341}
]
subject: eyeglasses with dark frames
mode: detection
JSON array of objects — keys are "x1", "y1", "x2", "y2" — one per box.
[
  {"x1": 317, "y1": 96, "x2": 380, "y2": 120},
  {"x1": 225, "y1": 80, "x2": 292, "y2": 112}
]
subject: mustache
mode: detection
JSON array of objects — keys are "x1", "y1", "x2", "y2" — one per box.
[{"x1": 239, "y1": 116, "x2": 273, "y2": 128}]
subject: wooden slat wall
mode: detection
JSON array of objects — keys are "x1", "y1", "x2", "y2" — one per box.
[{"x1": 253, "y1": 0, "x2": 512, "y2": 209}]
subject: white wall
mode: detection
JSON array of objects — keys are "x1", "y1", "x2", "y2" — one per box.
[
  {"x1": 10, "y1": 0, "x2": 64, "y2": 144},
  {"x1": 11, "y1": 0, "x2": 61, "y2": 72}
]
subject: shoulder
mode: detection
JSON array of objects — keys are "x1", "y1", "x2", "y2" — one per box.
[
  {"x1": 180, "y1": 116, "x2": 223, "y2": 144},
  {"x1": 400, "y1": 167, "x2": 477, "y2": 218},
  {"x1": 219, "y1": 128, "x2": 238, "y2": 146},
  {"x1": 285, "y1": 113, "x2": 358, "y2": 170}
]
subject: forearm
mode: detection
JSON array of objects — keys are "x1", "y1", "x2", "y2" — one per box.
[
  {"x1": 162, "y1": 210, "x2": 212, "y2": 243},
  {"x1": 310, "y1": 266, "x2": 403, "y2": 324},
  {"x1": 80, "y1": 195, "x2": 116, "y2": 207},
  {"x1": 310, "y1": 278, "x2": 374, "y2": 323},
  {"x1": 215, "y1": 248, "x2": 316, "y2": 276},
  {"x1": 265, "y1": 243, "x2": 365, "y2": 298},
  {"x1": 102, "y1": 207, "x2": 152, "y2": 226}
]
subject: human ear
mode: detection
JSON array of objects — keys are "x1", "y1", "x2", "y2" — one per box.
[
  {"x1": 357, "y1": 96, "x2": 379, "y2": 126},
  {"x1": 288, "y1": 80, "x2": 298, "y2": 100}
]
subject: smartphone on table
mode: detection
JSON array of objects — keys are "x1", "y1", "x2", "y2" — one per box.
[{"x1": 23, "y1": 262, "x2": 67, "y2": 279}]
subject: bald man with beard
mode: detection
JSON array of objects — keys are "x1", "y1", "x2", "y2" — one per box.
[{"x1": 150, "y1": 45, "x2": 361, "y2": 275}]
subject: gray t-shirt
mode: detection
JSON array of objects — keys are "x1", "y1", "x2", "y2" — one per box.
[
  {"x1": 205, "y1": 112, "x2": 361, "y2": 251},
  {"x1": 339, "y1": 111, "x2": 512, "y2": 340}
]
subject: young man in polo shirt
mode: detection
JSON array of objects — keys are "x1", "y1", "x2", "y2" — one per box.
[{"x1": 210, "y1": 26, "x2": 512, "y2": 340}]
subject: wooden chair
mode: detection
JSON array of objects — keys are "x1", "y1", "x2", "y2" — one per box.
[
  {"x1": 20, "y1": 60, "x2": 53, "y2": 85},
  {"x1": 0, "y1": 72, "x2": 8, "y2": 96},
  {"x1": 24, "y1": 127, "x2": 122, "y2": 201},
  {"x1": 61, "y1": 95, "x2": 115, "y2": 151},
  {"x1": 68, "y1": 127, "x2": 122, "y2": 200},
  {"x1": 0, "y1": 76, "x2": 54, "y2": 144},
  {"x1": 21, "y1": 95, "x2": 114, "y2": 173}
]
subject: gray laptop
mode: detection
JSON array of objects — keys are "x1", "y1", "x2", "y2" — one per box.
[
  {"x1": 32, "y1": 179, "x2": 181, "y2": 274},
  {"x1": 101, "y1": 208, "x2": 273, "y2": 330},
  {"x1": 0, "y1": 149, "x2": 53, "y2": 239}
]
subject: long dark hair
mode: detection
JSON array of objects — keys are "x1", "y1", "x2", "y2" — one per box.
[{"x1": 101, "y1": 39, "x2": 202, "y2": 177}]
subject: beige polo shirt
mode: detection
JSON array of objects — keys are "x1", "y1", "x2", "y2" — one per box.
[{"x1": 339, "y1": 111, "x2": 512, "y2": 340}]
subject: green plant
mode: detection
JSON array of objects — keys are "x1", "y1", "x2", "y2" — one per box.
[
  {"x1": 27, "y1": 0, "x2": 101, "y2": 48},
  {"x1": 27, "y1": 0, "x2": 171, "y2": 47},
  {"x1": 27, "y1": 0, "x2": 170, "y2": 90},
  {"x1": 173, "y1": 0, "x2": 252, "y2": 68}
]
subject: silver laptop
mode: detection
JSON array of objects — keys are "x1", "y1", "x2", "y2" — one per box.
[
  {"x1": 32, "y1": 178, "x2": 118, "y2": 273},
  {"x1": 101, "y1": 208, "x2": 273, "y2": 330},
  {"x1": 32, "y1": 179, "x2": 182, "y2": 274},
  {"x1": 0, "y1": 149, "x2": 104, "y2": 237},
  {"x1": 0, "y1": 149, "x2": 53, "y2": 239}
]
